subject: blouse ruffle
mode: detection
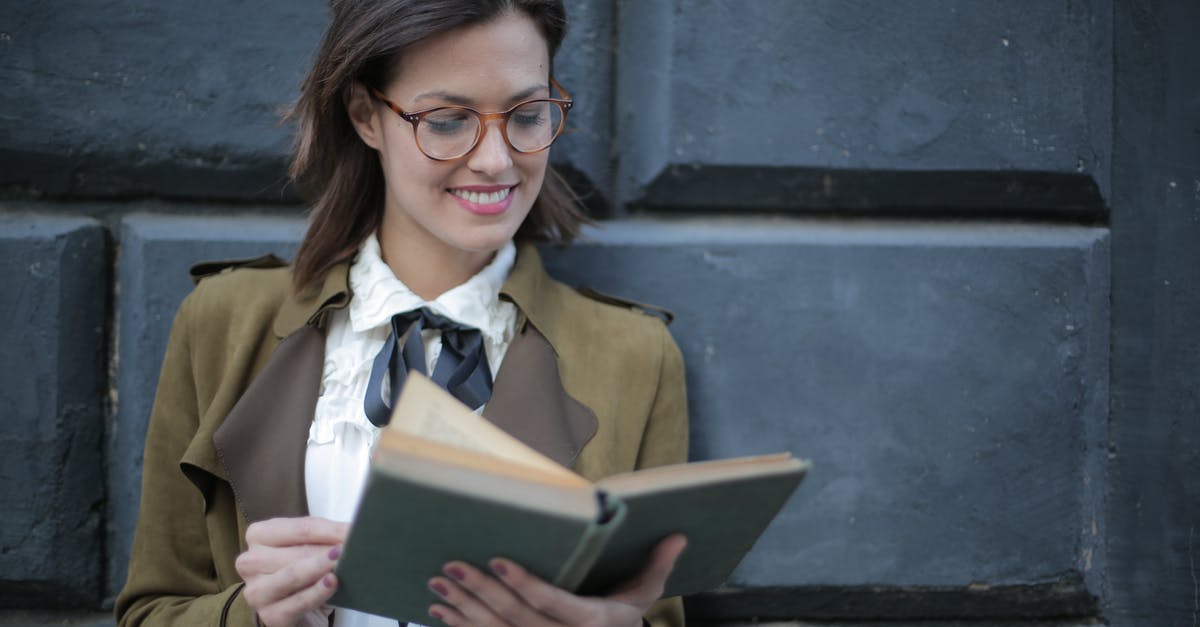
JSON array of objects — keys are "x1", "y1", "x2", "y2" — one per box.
[{"x1": 306, "y1": 235, "x2": 516, "y2": 627}]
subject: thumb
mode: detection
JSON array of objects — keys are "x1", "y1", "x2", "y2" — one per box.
[{"x1": 608, "y1": 534, "x2": 688, "y2": 606}]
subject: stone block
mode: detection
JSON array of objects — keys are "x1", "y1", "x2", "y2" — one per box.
[
  {"x1": 108, "y1": 213, "x2": 304, "y2": 599},
  {"x1": 614, "y1": 0, "x2": 1112, "y2": 214},
  {"x1": 0, "y1": 214, "x2": 108, "y2": 607},
  {"x1": 0, "y1": 0, "x2": 612, "y2": 206},
  {"x1": 542, "y1": 219, "x2": 1110, "y2": 620},
  {"x1": 0, "y1": 0, "x2": 327, "y2": 200},
  {"x1": 552, "y1": 0, "x2": 617, "y2": 213},
  {"x1": 1107, "y1": 1, "x2": 1200, "y2": 625}
]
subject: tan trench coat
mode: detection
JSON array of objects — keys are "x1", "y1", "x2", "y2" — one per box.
[{"x1": 114, "y1": 243, "x2": 688, "y2": 626}]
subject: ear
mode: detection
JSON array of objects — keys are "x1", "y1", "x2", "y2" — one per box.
[{"x1": 346, "y1": 82, "x2": 383, "y2": 150}]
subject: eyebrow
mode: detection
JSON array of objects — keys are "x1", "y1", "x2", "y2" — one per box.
[{"x1": 411, "y1": 83, "x2": 548, "y2": 107}]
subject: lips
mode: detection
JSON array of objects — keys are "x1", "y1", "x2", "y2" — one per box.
[{"x1": 448, "y1": 184, "x2": 516, "y2": 215}]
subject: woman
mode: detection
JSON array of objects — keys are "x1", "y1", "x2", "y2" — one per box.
[{"x1": 115, "y1": 1, "x2": 688, "y2": 626}]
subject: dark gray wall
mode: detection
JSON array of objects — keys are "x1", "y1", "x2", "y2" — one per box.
[
  {"x1": 1107, "y1": 0, "x2": 1200, "y2": 624},
  {"x1": 0, "y1": 0, "x2": 609, "y2": 206},
  {"x1": 0, "y1": 0, "x2": 325, "y2": 200},
  {"x1": 544, "y1": 222, "x2": 1110, "y2": 621},
  {"x1": 1, "y1": 1, "x2": 1196, "y2": 626},
  {"x1": 0, "y1": 215, "x2": 107, "y2": 608},
  {"x1": 614, "y1": 0, "x2": 1112, "y2": 215}
]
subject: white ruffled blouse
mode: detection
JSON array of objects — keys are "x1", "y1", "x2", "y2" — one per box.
[{"x1": 305, "y1": 234, "x2": 517, "y2": 627}]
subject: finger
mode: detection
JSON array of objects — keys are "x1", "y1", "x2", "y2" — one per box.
[
  {"x1": 607, "y1": 534, "x2": 687, "y2": 605},
  {"x1": 447, "y1": 561, "x2": 563, "y2": 627},
  {"x1": 481, "y1": 558, "x2": 597, "y2": 625},
  {"x1": 427, "y1": 602, "x2": 464, "y2": 627},
  {"x1": 243, "y1": 546, "x2": 340, "y2": 616},
  {"x1": 246, "y1": 517, "x2": 350, "y2": 548},
  {"x1": 257, "y1": 572, "x2": 339, "y2": 627},
  {"x1": 429, "y1": 570, "x2": 532, "y2": 627},
  {"x1": 236, "y1": 544, "x2": 339, "y2": 579}
]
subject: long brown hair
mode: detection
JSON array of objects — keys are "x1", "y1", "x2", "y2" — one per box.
[{"x1": 287, "y1": 0, "x2": 588, "y2": 292}]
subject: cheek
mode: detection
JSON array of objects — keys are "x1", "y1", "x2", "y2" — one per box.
[
  {"x1": 380, "y1": 144, "x2": 448, "y2": 194},
  {"x1": 376, "y1": 120, "x2": 424, "y2": 169},
  {"x1": 519, "y1": 154, "x2": 550, "y2": 189}
]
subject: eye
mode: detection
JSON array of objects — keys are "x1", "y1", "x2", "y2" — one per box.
[
  {"x1": 510, "y1": 102, "x2": 548, "y2": 128},
  {"x1": 422, "y1": 109, "x2": 473, "y2": 135}
]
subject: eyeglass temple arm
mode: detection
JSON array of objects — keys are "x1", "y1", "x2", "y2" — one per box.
[
  {"x1": 550, "y1": 76, "x2": 571, "y2": 102},
  {"x1": 367, "y1": 85, "x2": 414, "y2": 119}
]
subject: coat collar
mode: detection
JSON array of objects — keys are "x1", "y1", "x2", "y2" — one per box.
[
  {"x1": 214, "y1": 243, "x2": 597, "y2": 523},
  {"x1": 499, "y1": 243, "x2": 569, "y2": 353},
  {"x1": 272, "y1": 260, "x2": 353, "y2": 337},
  {"x1": 270, "y1": 242, "x2": 560, "y2": 343}
]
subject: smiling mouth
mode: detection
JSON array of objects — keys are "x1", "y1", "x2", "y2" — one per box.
[{"x1": 449, "y1": 187, "x2": 513, "y2": 205}]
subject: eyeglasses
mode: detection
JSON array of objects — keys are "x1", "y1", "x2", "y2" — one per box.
[{"x1": 368, "y1": 78, "x2": 574, "y2": 161}]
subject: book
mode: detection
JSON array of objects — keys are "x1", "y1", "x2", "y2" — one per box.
[{"x1": 329, "y1": 373, "x2": 808, "y2": 622}]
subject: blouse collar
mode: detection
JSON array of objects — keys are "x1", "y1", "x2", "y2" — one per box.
[{"x1": 347, "y1": 234, "x2": 516, "y2": 344}]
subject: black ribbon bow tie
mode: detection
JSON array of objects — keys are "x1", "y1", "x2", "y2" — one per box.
[{"x1": 363, "y1": 307, "x2": 494, "y2": 427}]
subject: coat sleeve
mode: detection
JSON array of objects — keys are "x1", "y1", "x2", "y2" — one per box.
[
  {"x1": 114, "y1": 290, "x2": 257, "y2": 626},
  {"x1": 639, "y1": 322, "x2": 690, "y2": 627}
]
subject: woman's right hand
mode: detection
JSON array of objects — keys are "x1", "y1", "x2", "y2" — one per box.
[{"x1": 236, "y1": 517, "x2": 350, "y2": 627}]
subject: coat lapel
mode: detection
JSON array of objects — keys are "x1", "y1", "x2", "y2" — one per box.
[
  {"x1": 211, "y1": 243, "x2": 598, "y2": 525},
  {"x1": 485, "y1": 243, "x2": 599, "y2": 468},
  {"x1": 213, "y1": 325, "x2": 324, "y2": 522},
  {"x1": 482, "y1": 320, "x2": 597, "y2": 468},
  {"x1": 212, "y1": 260, "x2": 350, "y2": 523}
]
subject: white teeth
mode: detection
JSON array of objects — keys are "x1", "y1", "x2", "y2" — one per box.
[{"x1": 452, "y1": 187, "x2": 511, "y2": 204}]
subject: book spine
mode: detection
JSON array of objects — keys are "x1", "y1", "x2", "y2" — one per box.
[{"x1": 553, "y1": 491, "x2": 627, "y2": 591}]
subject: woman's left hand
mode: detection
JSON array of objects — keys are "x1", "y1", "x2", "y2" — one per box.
[{"x1": 426, "y1": 533, "x2": 687, "y2": 627}]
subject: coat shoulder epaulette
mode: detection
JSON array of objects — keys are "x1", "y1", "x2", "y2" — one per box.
[
  {"x1": 574, "y1": 286, "x2": 675, "y2": 325},
  {"x1": 188, "y1": 253, "x2": 289, "y2": 285}
]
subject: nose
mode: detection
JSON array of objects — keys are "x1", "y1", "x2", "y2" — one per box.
[{"x1": 466, "y1": 121, "x2": 513, "y2": 175}]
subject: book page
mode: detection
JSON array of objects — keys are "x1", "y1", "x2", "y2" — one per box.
[
  {"x1": 377, "y1": 430, "x2": 592, "y2": 491},
  {"x1": 385, "y1": 373, "x2": 572, "y2": 477},
  {"x1": 598, "y1": 453, "x2": 809, "y2": 497}
]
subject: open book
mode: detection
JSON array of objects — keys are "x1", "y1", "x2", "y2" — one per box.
[{"x1": 329, "y1": 374, "x2": 808, "y2": 622}]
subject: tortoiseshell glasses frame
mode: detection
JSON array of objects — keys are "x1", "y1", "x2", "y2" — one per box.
[{"x1": 368, "y1": 77, "x2": 573, "y2": 161}]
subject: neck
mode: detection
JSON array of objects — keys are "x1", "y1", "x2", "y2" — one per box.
[{"x1": 376, "y1": 225, "x2": 495, "y2": 301}]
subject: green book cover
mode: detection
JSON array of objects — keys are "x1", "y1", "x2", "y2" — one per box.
[
  {"x1": 583, "y1": 460, "x2": 808, "y2": 597},
  {"x1": 329, "y1": 457, "x2": 611, "y2": 621},
  {"x1": 328, "y1": 374, "x2": 807, "y2": 623}
]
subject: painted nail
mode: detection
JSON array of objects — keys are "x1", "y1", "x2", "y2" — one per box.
[
  {"x1": 489, "y1": 560, "x2": 508, "y2": 577},
  {"x1": 445, "y1": 565, "x2": 466, "y2": 581},
  {"x1": 428, "y1": 608, "x2": 444, "y2": 621},
  {"x1": 328, "y1": 546, "x2": 341, "y2": 560},
  {"x1": 430, "y1": 580, "x2": 450, "y2": 597},
  {"x1": 322, "y1": 574, "x2": 335, "y2": 589}
]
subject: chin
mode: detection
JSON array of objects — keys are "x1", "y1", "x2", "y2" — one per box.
[{"x1": 450, "y1": 225, "x2": 522, "y2": 254}]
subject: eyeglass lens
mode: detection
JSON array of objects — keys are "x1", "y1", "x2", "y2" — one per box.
[{"x1": 417, "y1": 101, "x2": 564, "y2": 159}]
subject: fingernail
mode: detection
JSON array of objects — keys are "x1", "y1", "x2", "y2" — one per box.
[
  {"x1": 488, "y1": 559, "x2": 508, "y2": 577},
  {"x1": 328, "y1": 545, "x2": 341, "y2": 560},
  {"x1": 322, "y1": 574, "x2": 335, "y2": 589},
  {"x1": 428, "y1": 608, "x2": 444, "y2": 621},
  {"x1": 445, "y1": 565, "x2": 466, "y2": 581},
  {"x1": 429, "y1": 580, "x2": 449, "y2": 597}
]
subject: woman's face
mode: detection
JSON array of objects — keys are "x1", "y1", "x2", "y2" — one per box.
[{"x1": 350, "y1": 12, "x2": 552, "y2": 266}]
